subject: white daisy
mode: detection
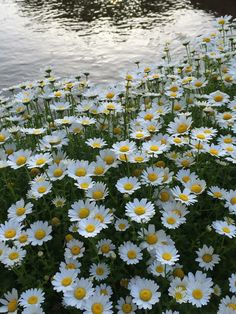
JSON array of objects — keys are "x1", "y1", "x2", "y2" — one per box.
[
  {"x1": 118, "y1": 241, "x2": 143, "y2": 265},
  {"x1": 125, "y1": 198, "x2": 155, "y2": 223}
]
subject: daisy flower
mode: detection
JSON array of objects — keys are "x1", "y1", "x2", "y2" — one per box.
[
  {"x1": 67, "y1": 160, "x2": 94, "y2": 180},
  {"x1": 91, "y1": 160, "x2": 109, "y2": 177},
  {"x1": 167, "y1": 115, "x2": 192, "y2": 135},
  {"x1": 86, "y1": 138, "x2": 107, "y2": 149},
  {"x1": 168, "y1": 277, "x2": 188, "y2": 304},
  {"x1": 129, "y1": 277, "x2": 161, "y2": 310},
  {"x1": 98, "y1": 149, "x2": 119, "y2": 168},
  {"x1": 75, "y1": 177, "x2": 95, "y2": 190},
  {"x1": 116, "y1": 176, "x2": 141, "y2": 195},
  {"x1": 96, "y1": 239, "x2": 116, "y2": 257},
  {"x1": 65, "y1": 239, "x2": 85, "y2": 260},
  {"x1": 7, "y1": 199, "x2": 33, "y2": 223},
  {"x1": 78, "y1": 218, "x2": 103, "y2": 238},
  {"x1": 114, "y1": 219, "x2": 130, "y2": 232},
  {"x1": 218, "y1": 295, "x2": 236, "y2": 313},
  {"x1": 51, "y1": 269, "x2": 77, "y2": 293},
  {"x1": 0, "y1": 288, "x2": 18, "y2": 313},
  {"x1": 155, "y1": 245, "x2": 180, "y2": 265},
  {"x1": 92, "y1": 206, "x2": 113, "y2": 228},
  {"x1": 86, "y1": 182, "x2": 109, "y2": 201},
  {"x1": 149, "y1": 260, "x2": 172, "y2": 278},
  {"x1": 138, "y1": 225, "x2": 171, "y2": 251},
  {"x1": 161, "y1": 211, "x2": 185, "y2": 229},
  {"x1": 27, "y1": 221, "x2": 52, "y2": 246},
  {"x1": 195, "y1": 245, "x2": 220, "y2": 271},
  {"x1": 27, "y1": 153, "x2": 52, "y2": 169},
  {"x1": 63, "y1": 278, "x2": 94, "y2": 310},
  {"x1": 47, "y1": 162, "x2": 67, "y2": 181},
  {"x1": 112, "y1": 140, "x2": 136, "y2": 155},
  {"x1": 224, "y1": 190, "x2": 236, "y2": 213},
  {"x1": 184, "y1": 179, "x2": 206, "y2": 195},
  {"x1": 19, "y1": 288, "x2": 45, "y2": 309},
  {"x1": 208, "y1": 90, "x2": 230, "y2": 106},
  {"x1": 125, "y1": 198, "x2": 155, "y2": 223},
  {"x1": 207, "y1": 186, "x2": 227, "y2": 200},
  {"x1": 83, "y1": 294, "x2": 113, "y2": 314},
  {"x1": 30, "y1": 180, "x2": 52, "y2": 199},
  {"x1": 142, "y1": 140, "x2": 168, "y2": 156},
  {"x1": 212, "y1": 220, "x2": 236, "y2": 238},
  {"x1": 94, "y1": 283, "x2": 113, "y2": 297},
  {"x1": 89, "y1": 263, "x2": 110, "y2": 281},
  {"x1": 68, "y1": 200, "x2": 95, "y2": 222},
  {"x1": 186, "y1": 271, "x2": 213, "y2": 308},
  {"x1": 8, "y1": 149, "x2": 32, "y2": 169},
  {"x1": 171, "y1": 186, "x2": 197, "y2": 205},
  {"x1": 119, "y1": 241, "x2": 143, "y2": 265},
  {"x1": 0, "y1": 221, "x2": 22, "y2": 242},
  {"x1": 3, "y1": 246, "x2": 26, "y2": 268},
  {"x1": 116, "y1": 296, "x2": 137, "y2": 314},
  {"x1": 141, "y1": 167, "x2": 164, "y2": 186}
]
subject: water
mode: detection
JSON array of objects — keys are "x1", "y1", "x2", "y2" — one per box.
[{"x1": 0, "y1": 0, "x2": 235, "y2": 89}]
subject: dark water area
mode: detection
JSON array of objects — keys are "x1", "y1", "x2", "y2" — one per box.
[{"x1": 0, "y1": 0, "x2": 236, "y2": 89}]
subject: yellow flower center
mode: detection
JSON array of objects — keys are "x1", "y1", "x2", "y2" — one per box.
[
  {"x1": 4, "y1": 229, "x2": 16, "y2": 239},
  {"x1": 179, "y1": 194, "x2": 189, "y2": 201},
  {"x1": 134, "y1": 156, "x2": 144, "y2": 162},
  {"x1": 213, "y1": 191, "x2": 222, "y2": 198},
  {"x1": 196, "y1": 134, "x2": 206, "y2": 140},
  {"x1": 118, "y1": 223, "x2": 126, "y2": 230},
  {"x1": 35, "y1": 229, "x2": 46, "y2": 240},
  {"x1": 170, "y1": 86, "x2": 178, "y2": 92},
  {"x1": 173, "y1": 137, "x2": 182, "y2": 143},
  {"x1": 104, "y1": 156, "x2": 114, "y2": 165},
  {"x1": 122, "y1": 303, "x2": 132, "y2": 313},
  {"x1": 209, "y1": 148, "x2": 219, "y2": 155},
  {"x1": 173, "y1": 268, "x2": 184, "y2": 278},
  {"x1": 160, "y1": 191, "x2": 170, "y2": 202},
  {"x1": 95, "y1": 213, "x2": 104, "y2": 223},
  {"x1": 16, "y1": 207, "x2": 25, "y2": 216},
  {"x1": 167, "y1": 217, "x2": 176, "y2": 225},
  {"x1": 61, "y1": 277, "x2": 72, "y2": 286},
  {"x1": 202, "y1": 254, "x2": 213, "y2": 263},
  {"x1": 231, "y1": 197, "x2": 236, "y2": 205},
  {"x1": 9, "y1": 252, "x2": 19, "y2": 260},
  {"x1": 123, "y1": 183, "x2": 134, "y2": 190},
  {"x1": 195, "y1": 81, "x2": 203, "y2": 87},
  {"x1": 224, "y1": 138, "x2": 233, "y2": 144},
  {"x1": 228, "y1": 303, "x2": 236, "y2": 310},
  {"x1": 106, "y1": 92, "x2": 115, "y2": 99},
  {"x1": 79, "y1": 208, "x2": 90, "y2": 218},
  {"x1": 36, "y1": 158, "x2": 46, "y2": 166},
  {"x1": 92, "y1": 191, "x2": 104, "y2": 200},
  {"x1": 37, "y1": 186, "x2": 47, "y2": 194},
  {"x1": 54, "y1": 91, "x2": 62, "y2": 97},
  {"x1": 96, "y1": 267, "x2": 104, "y2": 275},
  {"x1": 0, "y1": 134, "x2": 6, "y2": 142},
  {"x1": 94, "y1": 166, "x2": 104, "y2": 175},
  {"x1": 119, "y1": 145, "x2": 129, "y2": 153},
  {"x1": 80, "y1": 182, "x2": 90, "y2": 189},
  {"x1": 66, "y1": 263, "x2": 76, "y2": 269},
  {"x1": 149, "y1": 145, "x2": 159, "y2": 152},
  {"x1": 53, "y1": 168, "x2": 63, "y2": 177},
  {"x1": 71, "y1": 246, "x2": 80, "y2": 255},
  {"x1": 148, "y1": 173, "x2": 158, "y2": 181},
  {"x1": 92, "y1": 303, "x2": 104, "y2": 314},
  {"x1": 74, "y1": 287, "x2": 86, "y2": 300},
  {"x1": 146, "y1": 233, "x2": 157, "y2": 244},
  {"x1": 223, "y1": 113, "x2": 232, "y2": 120},
  {"x1": 27, "y1": 296, "x2": 38, "y2": 305},
  {"x1": 134, "y1": 206, "x2": 146, "y2": 215},
  {"x1": 7, "y1": 299, "x2": 17, "y2": 312},
  {"x1": 127, "y1": 250, "x2": 137, "y2": 259},
  {"x1": 177, "y1": 123, "x2": 188, "y2": 133},
  {"x1": 144, "y1": 113, "x2": 153, "y2": 121},
  {"x1": 156, "y1": 265, "x2": 164, "y2": 273},
  {"x1": 16, "y1": 156, "x2": 27, "y2": 166},
  {"x1": 75, "y1": 168, "x2": 87, "y2": 177},
  {"x1": 175, "y1": 292, "x2": 183, "y2": 301},
  {"x1": 85, "y1": 224, "x2": 96, "y2": 233},
  {"x1": 101, "y1": 244, "x2": 110, "y2": 253},
  {"x1": 192, "y1": 289, "x2": 203, "y2": 300},
  {"x1": 139, "y1": 289, "x2": 153, "y2": 301},
  {"x1": 222, "y1": 227, "x2": 230, "y2": 233},
  {"x1": 162, "y1": 252, "x2": 172, "y2": 261},
  {"x1": 191, "y1": 184, "x2": 202, "y2": 193},
  {"x1": 19, "y1": 234, "x2": 28, "y2": 243},
  {"x1": 214, "y1": 95, "x2": 223, "y2": 102},
  {"x1": 182, "y1": 176, "x2": 190, "y2": 183}
]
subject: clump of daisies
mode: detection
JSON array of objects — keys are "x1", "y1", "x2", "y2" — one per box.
[{"x1": 0, "y1": 15, "x2": 236, "y2": 313}]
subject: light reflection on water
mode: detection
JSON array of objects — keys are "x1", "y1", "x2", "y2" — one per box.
[{"x1": 0, "y1": 0, "x2": 234, "y2": 88}]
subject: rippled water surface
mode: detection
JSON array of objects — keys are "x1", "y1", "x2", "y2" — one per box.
[{"x1": 0, "y1": 0, "x2": 235, "y2": 88}]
